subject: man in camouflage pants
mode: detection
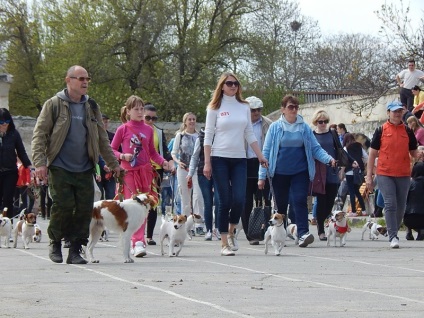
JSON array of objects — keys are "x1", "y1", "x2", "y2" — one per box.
[{"x1": 32, "y1": 65, "x2": 123, "y2": 264}]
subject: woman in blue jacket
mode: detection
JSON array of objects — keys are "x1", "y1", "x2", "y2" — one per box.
[{"x1": 258, "y1": 95, "x2": 336, "y2": 247}]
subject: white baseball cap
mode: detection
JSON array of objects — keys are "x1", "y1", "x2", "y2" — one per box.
[{"x1": 246, "y1": 96, "x2": 263, "y2": 109}]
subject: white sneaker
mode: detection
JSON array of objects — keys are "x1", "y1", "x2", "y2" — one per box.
[
  {"x1": 298, "y1": 232, "x2": 314, "y2": 247},
  {"x1": 205, "y1": 230, "x2": 212, "y2": 241},
  {"x1": 134, "y1": 241, "x2": 147, "y2": 257},
  {"x1": 221, "y1": 245, "x2": 235, "y2": 256},
  {"x1": 228, "y1": 235, "x2": 239, "y2": 251},
  {"x1": 213, "y1": 228, "x2": 221, "y2": 240},
  {"x1": 390, "y1": 237, "x2": 399, "y2": 249}
]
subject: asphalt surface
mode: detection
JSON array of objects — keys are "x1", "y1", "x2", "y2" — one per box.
[{"x1": 2, "y1": 216, "x2": 424, "y2": 318}]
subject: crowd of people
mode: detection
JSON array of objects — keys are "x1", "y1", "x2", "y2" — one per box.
[{"x1": 1, "y1": 61, "x2": 424, "y2": 263}]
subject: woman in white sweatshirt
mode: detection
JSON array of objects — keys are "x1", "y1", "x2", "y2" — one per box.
[{"x1": 203, "y1": 73, "x2": 268, "y2": 256}]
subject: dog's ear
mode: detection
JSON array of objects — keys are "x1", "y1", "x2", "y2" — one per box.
[
  {"x1": 173, "y1": 215, "x2": 178, "y2": 222},
  {"x1": 182, "y1": 215, "x2": 188, "y2": 221},
  {"x1": 145, "y1": 195, "x2": 158, "y2": 207}
]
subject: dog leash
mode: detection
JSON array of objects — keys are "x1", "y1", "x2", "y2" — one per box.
[{"x1": 265, "y1": 168, "x2": 288, "y2": 228}]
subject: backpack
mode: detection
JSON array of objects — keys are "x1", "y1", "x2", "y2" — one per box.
[{"x1": 50, "y1": 95, "x2": 100, "y2": 124}]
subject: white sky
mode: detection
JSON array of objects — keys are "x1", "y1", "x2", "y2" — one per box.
[{"x1": 298, "y1": 0, "x2": 424, "y2": 36}]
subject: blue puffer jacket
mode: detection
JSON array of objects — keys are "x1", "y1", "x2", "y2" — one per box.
[{"x1": 258, "y1": 115, "x2": 333, "y2": 181}]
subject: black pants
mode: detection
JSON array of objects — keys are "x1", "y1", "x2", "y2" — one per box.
[
  {"x1": 403, "y1": 214, "x2": 424, "y2": 231},
  {"x1": 316, "y1": 183, "x2": 339, "y2": 235},
  {"x1": 146, "y1": 169, "x2": 163, "y2": 239},
  {"x1": 400, "y1": 87, "x2": 414, "y2": 111},
  {"x1": 0, "y1": 171, "x2": 19, "y2": 220}
]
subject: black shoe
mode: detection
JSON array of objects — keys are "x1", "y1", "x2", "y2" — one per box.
[
  {"x1": 249, "y1": 240, "x2": 259, "y2": 245},
  {"x1": 147, "y1": 239, "x2": 156, "y2": 245},
  {"x1": 406, "y1": 232, "x2": 414, "y2": 241},
  {"x1": 66, "y1": 243, "x2": 88, "y2": 264},
  {"x1": 49, "y1": 241, "x2": 63, "y2": 263},
  {"x1": 416, "y1": 230, "x2": 424, "y2": 241},
  {"x1": 64, "y1": 240, "x2": 71, "y2": 248}
]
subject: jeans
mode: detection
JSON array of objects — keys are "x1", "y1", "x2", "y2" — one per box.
[
  {"x1": 96, "y1": 179, "x2": 116, "y2": 200},
  {"x1": 345, "y1": 175, "x2": 366, "y2": 213},
  {"x1": 160, "y1": 186, "x2": 172, "y2": 215},
  {"x1": 377, "y1": 175, "x2": 410, "y2": 241},
  {"x1": 272, "y1": 170, "x2": 310, "y2": 237},
  {"x1": 211, "y1": 157, "x2": 246, "y2": 234},
  {"x1": 198, "y1": 175, "x2": 219, "y2": 232}
]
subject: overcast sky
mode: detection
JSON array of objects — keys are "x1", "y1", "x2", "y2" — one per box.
[{"x1": 298, "y1": 0, "x2": 424, "y2": 36}]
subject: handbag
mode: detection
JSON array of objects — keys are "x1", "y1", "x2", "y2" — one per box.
[
  {"x1": 248, "y1": 205, "x2": 272, "y2": 241},
  {"x1": 330, "y1": 129, "x2": 350, "y2": 167},
  {"x1": 309, "y1": 160, "x2": 326, "y2": 195},
  {"x1": 353, "y1": 167, "x2": 364, "y2": 185}
]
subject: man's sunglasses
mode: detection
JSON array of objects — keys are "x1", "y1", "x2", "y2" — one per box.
[
  {"x1": 70, "y1": 76, "x2": 92, "y2": 82},
  {"x1": 224, "y1": 81, "x2": 239, "y2": 87},
  {"x1": 0, "y1": 119, "x2": 11, "y2": 125},
  {"x1": 145, "y1": 115, "x2": 158, "y2": 122}
]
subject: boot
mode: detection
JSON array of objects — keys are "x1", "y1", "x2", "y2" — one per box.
[
  {"x1": 406, "y1": 228, "x2": 414, "y2": 241},
  {"x1": 66, "y1": 242, "x2": 88, "y2": 264},
  {"x1": 416, "y1": 229, "x2": 424, "y2": 241},
  {"x1": 49, "y1": 241, "x2": 63, "y2": 263}
]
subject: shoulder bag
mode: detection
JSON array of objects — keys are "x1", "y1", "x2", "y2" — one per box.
[{"x1": 330, "y1": 129, "x2": 350, "y2": 167}]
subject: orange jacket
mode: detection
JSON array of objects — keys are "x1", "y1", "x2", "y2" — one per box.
[
  {"x1": 16, "y1": 164, "x2": 31, "y2": 187},
  {"x1": 377, "y1": 121, "x2": 415, "y2": 177}
]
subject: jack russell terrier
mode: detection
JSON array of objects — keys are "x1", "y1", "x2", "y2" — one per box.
[
  {"x1": 326, "y1": 210, "x2": 351, "y2": 247},
  {"x1": 13, "y1": 212, "x2": 37, "y2": 249},
  {"x1": 86, "y1": 194, "x2": 155, "y2": 263},
  {"x1": 160, "y1": 214, "x2": 188, "y2": 257},
  {"x1": 361, "y1": 216, "x2": 388, "y2": 240},
  {"x1": 0, "y1": 208, "x2": 12, "y2": 248},
  {"x1": 264, "y1": 213, "x2": 286, "y2": 256}
]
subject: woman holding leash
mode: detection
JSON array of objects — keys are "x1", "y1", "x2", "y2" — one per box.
[
  {"x1": 203, "y1": 72, "x2": 267, "y2": 256},
  {"x1": 258, "y1": 95, "x2": 336, "y2": 248},
  {"x1": 111, "y1": 95, "x2": 169, "y2": 257}
]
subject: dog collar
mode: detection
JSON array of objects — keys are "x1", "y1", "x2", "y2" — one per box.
[
  {"x1": 276, "y1": 222, "x2": 284, "y2": 227},
  {"x1": 25, "y1": 222, "x2": 35, "y2": 227}
]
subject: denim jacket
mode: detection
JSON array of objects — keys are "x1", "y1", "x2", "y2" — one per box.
[{"x1": 258, "y1": 115, "x2": 333, "y2": 181}]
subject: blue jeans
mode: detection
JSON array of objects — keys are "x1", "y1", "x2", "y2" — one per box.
[
  {"x1": 96, "y1": 179, "x2": 116, "y2": 200},
  {"x1": 211, "y1": 157, "x2": 246, "y2": 234},
  {"x1": 160, "y1": 186, "x2": 172, "y2": 216},
  {"x1": 272, "y1": 170, "x2": 310, "y2": 237},
  {"x1": 198, "y1": 175, "x2": 219, "y2": 232}
]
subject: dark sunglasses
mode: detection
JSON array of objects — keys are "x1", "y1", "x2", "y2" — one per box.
[
  {"x1": 317, "y1": 120, "x2": 329, "y2": 124},
  {"x1": 70, "y1": 76, "x2": 91, "y2": 82},
  {"x1": 0, "y1": 119, "x2": 11, "y2": 125},
  {"x1": 286, "y1": 105, "x2": 299, "y2": 111},
  {"x1": 224, "y1": 81, "x2": 239, "y2": 87},
  {"x1": 145, "y1": 115, "x2": 158, "y2": 122},
  {"x1": 250, "y1": 108, "x2": 262, "y2": 113}
]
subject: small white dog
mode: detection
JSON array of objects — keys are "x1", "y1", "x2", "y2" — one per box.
[
  {"x1": 186, "y1": 213, "x2": 204, "y2": 239},
  {"x1": 160, "y1": 214, "x2": 188, "y2": 257},
  {"x1": 326, "y1": 210, "x2": 350, "y2": 247},
  {"x1": 0, "y1": 210, "x2": 12, "y2": 248},
  {"x1": 286, "y1": 223, "x2": 298, "y2": 245},
  {"x1": 361, "y1": 217, "x2": 388, "y2": 240},
  {"x1": 32, "y1": 224, "x2": 42, "y2": 243},
  {"x1": 13, "y1": 212, "x2": 37, "y2": 249},
  {"x1": 264, "y1": 213, "x2": 286, "y2": 256},
  {"x1": 86, "y1": 194, "x2": 155, "y2": 263}
]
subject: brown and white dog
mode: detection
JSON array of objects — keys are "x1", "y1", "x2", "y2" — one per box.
[
  {"x1": 264, "y1": 213, "x2": 286, "y2": 256},
  {"x1": 86, "y1": 194, "x2": 155, "y2": 263},
  {"x1": 0, "y1": 211, "x2": 12, "y2": 248},
  {"x1": 160, "y1": 214, "x2": 188, "y2": 257},
  {"x1": 326, "y1": 210, "x2": 350, "y2": 247},
  {"x1": 32, "y1": 224, "x2": 42, "y2": 243},
  {"x1": 13, "y1": 212, "x2": 37, "y2": 249},
  {"x1": 361, "y1": 217, "x2": 388, "y2": 240}
]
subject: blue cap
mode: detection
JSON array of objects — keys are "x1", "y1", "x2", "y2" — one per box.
[{"x1": 387, "y1": 101, "x2": 404, "y2": 112}]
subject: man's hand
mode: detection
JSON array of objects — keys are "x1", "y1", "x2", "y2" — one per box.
[{"x1": 35, "y1": 166, "x2": 48, "y2": 183}]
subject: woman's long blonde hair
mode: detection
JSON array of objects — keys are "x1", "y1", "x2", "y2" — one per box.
[
  {"x1": 207, "y1": 72, "x2": 247, "y2": 110},
  {"x1": 407, "y1": 115, "x2": 423, "y2": 132}
]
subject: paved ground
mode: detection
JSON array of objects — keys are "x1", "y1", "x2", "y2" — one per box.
[{"x1": 2, "y1": 216, "x2": 424, "y2": 318}]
